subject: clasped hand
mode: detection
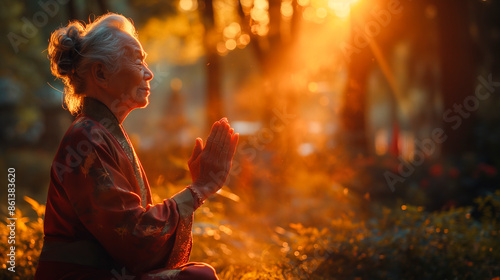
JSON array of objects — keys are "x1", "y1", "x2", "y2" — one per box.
[{"x1": 188, "y1": 117, "x2": 239, "y2": 201}]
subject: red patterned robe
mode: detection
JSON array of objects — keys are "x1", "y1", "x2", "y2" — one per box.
[{"x1": 35, "y1": 98, "x2": 215, "y2": 280}]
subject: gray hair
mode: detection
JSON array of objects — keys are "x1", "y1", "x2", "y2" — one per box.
[{"x1": 48, "y1": 13, "x2": 138, "y2": 115}]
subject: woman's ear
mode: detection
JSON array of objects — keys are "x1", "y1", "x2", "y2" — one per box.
[{"x1": 91, "y1": 63, "x2": 108, "y2": 88}]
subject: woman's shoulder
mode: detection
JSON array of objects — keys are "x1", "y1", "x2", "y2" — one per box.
[
  {"x1": 50, "y1": 115, "x2": 121, "y2": 183},
  {"x1": 61, "y1": 115, "x2": 116, "y2": 148}
]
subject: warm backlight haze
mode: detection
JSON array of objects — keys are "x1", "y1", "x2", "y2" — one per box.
[{"x1": 1, "y1": 0, "x2": 499, "y2": 279}]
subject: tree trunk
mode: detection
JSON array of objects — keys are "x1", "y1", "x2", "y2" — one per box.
[
  {"x1": 198, "y1": 0, "x2": 223, "y2": 126},
  {"x1": 339, "y1": 3, "x2": 375, "y2": 157},
  {"x1": 436, "y1": 0, "x2": 478, "y2": 158}
]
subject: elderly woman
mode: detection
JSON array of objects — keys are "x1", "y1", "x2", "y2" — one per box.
[{"x1": 34, "y1": 13, "x2": 238, "y2": 280}]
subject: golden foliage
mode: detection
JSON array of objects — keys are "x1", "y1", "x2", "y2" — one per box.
[{"x1": 0, "y1": 197, "x2": 44, "y2": 279}]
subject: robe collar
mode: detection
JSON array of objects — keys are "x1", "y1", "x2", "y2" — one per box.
[{"x1": 81, "y1": 97, "x2": 150, "y2": 207}]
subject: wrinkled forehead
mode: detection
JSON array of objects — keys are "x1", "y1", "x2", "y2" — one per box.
[{"x1": 116, "y1": 31, "x2": 146, "y2": 59}]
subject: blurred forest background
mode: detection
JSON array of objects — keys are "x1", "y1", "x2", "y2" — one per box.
[{"x1": 1, "y1": 0, "x2": 500, "y2": 279}]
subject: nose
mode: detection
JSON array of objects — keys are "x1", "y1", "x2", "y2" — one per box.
[{"x1": 144, "y1": 64, "x2": 154, "y2": 81}]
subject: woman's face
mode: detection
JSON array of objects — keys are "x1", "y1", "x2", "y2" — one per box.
[{"x1": 107, "y1": 34, "x2": 154, "y2": 115}]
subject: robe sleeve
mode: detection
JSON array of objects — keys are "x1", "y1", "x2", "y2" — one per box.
[{"x1": 57, "y1": 125, "x2": 194, "y2": 274}]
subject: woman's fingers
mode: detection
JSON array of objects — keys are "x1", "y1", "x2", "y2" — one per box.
[
  {"x1": 194, "y1": 137, "x2": 203, "y2": 156},
  {"x1": 224, "y1": 133, "x2": 239, "y2": 172},
  {"x1": 188, "y1": 137, "x2": 203, "y2": 164},
  {"x1": 221, "y1": 127, "x2": 231, "y2": 163},
  {"x1": 215, "y1": 123, "x2": 229, "y2": 156},
  {"x1": 197, "y1": 137, "x2": 204, "y2": 149},
  {"x1": 204, "y1": 121, "x2": 221, "y2": 153},
  {"x1": 191, "y1": 118, "x2": 239, "y2": 196},
  {"x1": 212, "y1": 121, "x2": 229, "y2": 155}
]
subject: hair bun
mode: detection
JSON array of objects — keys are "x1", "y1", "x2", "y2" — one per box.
[{"x1": 48, "y1": 24, "x2": 84, "y2": 77}]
